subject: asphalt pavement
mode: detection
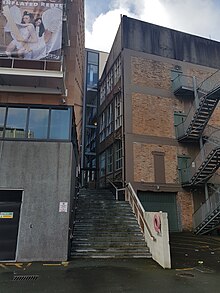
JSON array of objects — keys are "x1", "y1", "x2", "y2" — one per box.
[{"x1": 0, "y1": 232, "x2": 220, "y2": 293}]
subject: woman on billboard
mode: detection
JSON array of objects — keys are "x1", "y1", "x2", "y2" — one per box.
[{"x1": 4, "y1": 10, "x2": 38, "y2": 59}]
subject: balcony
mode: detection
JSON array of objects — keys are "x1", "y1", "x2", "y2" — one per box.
[
  {"x1": 172, "y1": 74, "x2": 194, "y2": 97},
  {"x1": 179, "y1": 126, "x2": 220, "y2": 186},
  {"x1": 176, "y1": 71, "x2": 220, "y2": 141},
  {"x1": 193, "y1": 185, "x2": 220, "y2": 234},
  {"x1": 0, "y1": 58, "x2": 65, "y2": 95}
]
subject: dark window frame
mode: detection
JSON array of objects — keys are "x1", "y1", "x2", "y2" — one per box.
[{"x1": 0, "y1": 104, "x2": 72, "y2": 142}]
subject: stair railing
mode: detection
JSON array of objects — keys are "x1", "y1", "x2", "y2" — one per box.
[
  {"x1": 176, "y1": 99, "x2": 197, "y2": 138},
  {"x1": 193, "y1": 185, "x2": 220, "y2": 230},
  {"x1": 107, "y1": 179, "x2": 125, "y2": 201},
  {"x1": 197, "y1": 69, "x2": 220, "y2": 94},
  {"x1": 180, "y1": 127, "x2": 220, "y2": 185},
  {"x1": 125, "y1": 182, "x2": 156, "y2": 241},
  {"x1": 107, "y1": 179, "x2": 156, "y2": 241},
  {"x1": 176, "y1": 70, "x2": 220, "y2": 139}
]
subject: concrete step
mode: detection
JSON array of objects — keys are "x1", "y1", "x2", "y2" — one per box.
[
  {"x1": 71, "y1": 188, "x2": 151, "y2": 259},
  {"x1": 73, "y1": 235, "x2": 145, "y2": 241},
  {"x1": 72, "y1": 242, "x2": 148, "y2": 248},
  {"x1": 73, "y1": 226, "x2": 142, "y2": 233}
]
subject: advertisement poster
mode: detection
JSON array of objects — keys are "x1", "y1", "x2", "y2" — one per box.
[{"x1": 0, "y1": 0, "x2": 63, "y2": 60}]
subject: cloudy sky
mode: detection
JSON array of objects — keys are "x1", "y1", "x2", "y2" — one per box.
[{"x1": 85, "y1": 0, "x2": 220, "y2": 52}]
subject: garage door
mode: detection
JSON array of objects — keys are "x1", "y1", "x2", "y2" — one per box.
[
  {"x1": 0, "y1": 190, "x2": 22, "y2": 261},
  {"x1": 138, "y1": 191, "x2": 180, "y2": 232}
]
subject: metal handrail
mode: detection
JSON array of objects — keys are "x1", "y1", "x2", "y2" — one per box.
[
  {"x1": 176, "y1": 70, "x2": 220, "y2": 139},
  {"x1": 107, "y1": 179, "x2": 155, "y2": 241},
  {"x1": 107, "y1": 179, "x2": 125, "y2": 201},
  {"x1": 125, "y1": 182, "x2": 156, "y2": 241},
  {"x1": 180, "y1": 127, "x2": 220, "y2": 184},
  {"x1": 197, "y1": 69, "x2": 220, "y2": 93},
  {"x1": 193, "y1": 185, "x2": 220, "y2": 229}
]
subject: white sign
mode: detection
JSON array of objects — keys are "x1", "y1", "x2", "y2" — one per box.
[
  {"x1": 59, "y1": 202, "x2": 68, "y2": 213},
  {"x1": 0, "y1": 212, "x2": 14, "y2": 219}
]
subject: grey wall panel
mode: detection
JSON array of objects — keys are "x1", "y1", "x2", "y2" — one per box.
[
  {"x1": 122, "y1": 16, "x2": 220, "y2": 69},
  {"x1": 0, "y1": 141, "x2": 74, "y2": 262}
]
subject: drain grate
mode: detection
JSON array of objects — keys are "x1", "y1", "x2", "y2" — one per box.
[{"x1": 13, "y1": 275, "x2": 39, "y2": 281}]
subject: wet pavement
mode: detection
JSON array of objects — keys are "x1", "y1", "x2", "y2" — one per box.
[
  {"x1": 0, "y1": 232, "x2": 220, "y2": 292},
  {"x1": 170, "y1": 232, "x2": 220, "y2": 271}
]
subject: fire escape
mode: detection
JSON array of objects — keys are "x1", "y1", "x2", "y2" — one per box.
[{"x1": 173, "y1": 71, "x2": 220, "y2": 235}]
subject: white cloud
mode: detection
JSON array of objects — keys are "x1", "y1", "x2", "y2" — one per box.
[
  {"x1": 162, "y1": 0, "x2": 220, "y2": 40},
  {"x1": 85, "y1": 8, "x2": 136, "y2": 52},
  {"x1": 85, "y1": 0, "x2": 220, "y2": 52}
]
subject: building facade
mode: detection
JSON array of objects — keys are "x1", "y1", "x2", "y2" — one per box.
[
  {"x1": 81, "y1": 48, "x2": 108, "y2": 187},
  {"x1": 98, "y1": 16, "x2": 220, "y2": 233},
  {"x1": 0, "y1": 0, "x2": 84, "y2": 261}
]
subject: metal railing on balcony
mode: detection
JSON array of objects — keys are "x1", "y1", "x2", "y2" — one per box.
[
  {"x1": 193, "y1": 185, "x2": 220, "y2": 233},
  {"x1": 197, "y1": 69, "x2": 220, "y2": 94},
  {"x1": 176, "y1": 71, "x2": 220, "y2": 141},
  {"x1": 172, "y1": 74, "x2": 194, "y2": 96},
  {"x1": 180, "y1": 126, "x2": 220, "y2": 186}
]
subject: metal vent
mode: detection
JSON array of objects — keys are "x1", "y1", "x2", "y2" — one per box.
[{"x1": 13, "y1": 275, "x2": 39, "y2": 281}]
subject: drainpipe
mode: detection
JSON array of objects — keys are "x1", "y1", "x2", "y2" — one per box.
[{"x1": 121, "y1": 16, "x2": 126, "y2": 189}]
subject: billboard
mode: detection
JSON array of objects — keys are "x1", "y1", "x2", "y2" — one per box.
[{"x1": 0, "y1": 0, "x2": 63, "y2": 60}]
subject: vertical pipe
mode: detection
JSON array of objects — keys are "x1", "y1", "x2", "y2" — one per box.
[{"x1": 81, "y1": 50, "x2": 87, "y2": 187}]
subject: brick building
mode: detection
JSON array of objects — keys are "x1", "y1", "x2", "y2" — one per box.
[
  {"x1": 0, "y1": 0, "x2": 84, "y2": 261},
  {"x1": 97, "y1": 16, "x2": 220, "y2": 233}
]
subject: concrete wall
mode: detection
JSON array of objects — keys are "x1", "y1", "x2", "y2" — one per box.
[
  {"x1": 122, "y1": 16, "x2": 220, "y2": 69},
  {"x1": 144, "y1": 212, "x2": 171, "y2": 269},
  {"x1": 0, "y1": 141, "x2": 74, "y2": 261}
]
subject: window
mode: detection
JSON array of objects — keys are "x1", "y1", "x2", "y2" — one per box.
[
  {"x1": 114, "y1": 56, "x2": 121, "y2": 85},
  {"x1": 87, "y1": 64, "x2": 98, "y2": 88},
  {"x1": 50, "y1": 108, "x2": 71, "y2": 140},
  {"x1": 100, "y1": 84, "x2": 106, "y2": 105},
  {"x1": 5, "y1": 108, "x2": 27, "y2": 139},
  {"x1": 99, "y1": 152, "x2": 105, "y2": 177},
  {"x1": 88, "y1": 52, "x2": 98, "y2": 64},
  {"x1": 99, "y1": 113, "x2": 105, "y2": 142},
  {"x1": 106, "y1": 147, "x2": 113, "y2": 174},
  {"x1": 28, "y1": 109, "x2": 49, "y2": 139},
  {"x1": 0, "y1": 107, "x2": 6, "y2": 138},
  {"x1": 0, "y1": 105, "x2": 71, "y2": 141},
  {"x1": 106, "y1": 104, "x2": 113, "y2": 137},
  {"x1": 115, "y1": 140, "x2": 122, "y2": 170},
  {"x1": 115, "y1": 94, "x2": 122, "y2": 129}
]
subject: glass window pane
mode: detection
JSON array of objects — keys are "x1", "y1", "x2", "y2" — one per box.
[
  {"x1": 99, "y1": 152, "x2": 105, "y2": 177},
  {"x1": 28, "y1": 109, "x2": 49, "y2": 139},
  {"x1": 50, "y1": 108, "x2": 71, "y2": 140},
  {"x1": 0, "y1": 107, "x2": 6, "y2": 138},
  {"x1": 87, "y1": 64, "x2": 98, "y2": 87},
  {"x1": 5, "y1": 108, "x2": 27, "y2": 138},
  {"x1": 88, "y1": 52, "x2": 98, "y2": 64}
]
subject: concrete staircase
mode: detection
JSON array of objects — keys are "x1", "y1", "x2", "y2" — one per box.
[{"x1": 71, "y1": 188, "x2": 151, "y2": 258}]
